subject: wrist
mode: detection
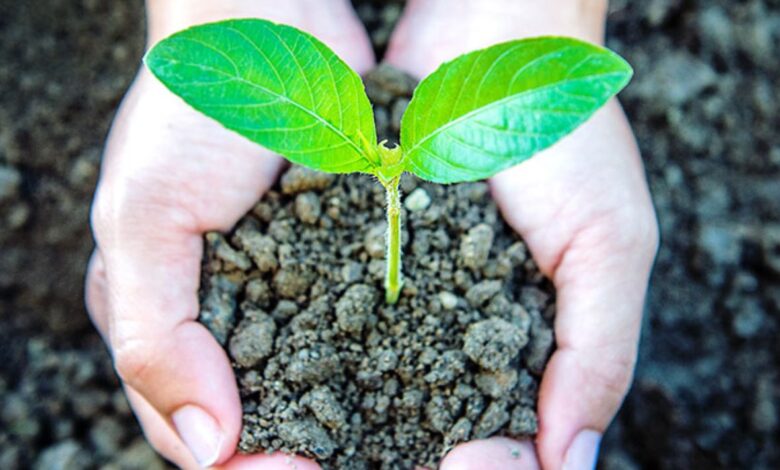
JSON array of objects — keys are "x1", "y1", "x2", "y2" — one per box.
[
  {"x1": 404, "y1": 0, "x2": 608, "y2": 44},
  {"x1": 145, "y1": 0, "x2": 353, "y2": 46}
]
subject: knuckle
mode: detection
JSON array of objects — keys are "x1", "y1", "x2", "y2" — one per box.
[
  {"x1": 90, "y1": 171, "x2": 195, "y2": 250},
  {"x1": 84, "y1": 256, "x2": 104, "y2": 314},
  {"x1": 594, "y1": 204, "x2": 660, "y2": 262},
  {"x1": 588, "y1": 348, "x2": 637, "y2": 399},
  {"x1": 90, "y1": 186, "x2": 114, "y2": 246},
  {"x1": 112, "y1": 335, "x2": 160, "y2": 386}
]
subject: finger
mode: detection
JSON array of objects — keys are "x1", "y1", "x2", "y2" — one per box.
[
  {"x1": 91, "y1": 194, "x2": 242, "y2": 467},
  {"x1": 440, "y1": 438, "x2": 539, "y2": 470},
  {"x1": 88, "y1": 251, "x2": 202, "y2": 468},
  {"x1": 219, "y1": 453, "x2": 322, "y2": 470},
  {"x1": 489, "y1": 104, "x2": 658, "y2": 469},
  {"x1": 88, "y1": 250, "x2": 202, "y2": 468},
  {"x1": 536, "y1": 224, "x2": 656, "y2": 470},
  {"x1": 125, "y1": 385, "x2": 200, "y2": 468},
  {"x1": 125, "y1": 386, "x2": 321, "y2": 470},
  {"x1": 85, "y1": 249, "x2": 110, "y2": 341}
]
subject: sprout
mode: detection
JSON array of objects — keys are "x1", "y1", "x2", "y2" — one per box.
[{"x1": 145, "y1": 19, "x2": 632, "y2": 304}]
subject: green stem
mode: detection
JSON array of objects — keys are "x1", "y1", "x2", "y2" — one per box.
[{"x1": 384, "y1": 177, "x2": 403, "y2": 304}]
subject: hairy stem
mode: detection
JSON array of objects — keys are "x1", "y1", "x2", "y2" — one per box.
[{"x1": 384, "y1": 177, "x2": 403, "y2": 304}]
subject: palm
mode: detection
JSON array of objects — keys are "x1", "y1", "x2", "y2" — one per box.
[
  {"x1": 490, "y1": 101, "x2": 653, "y2": 278},
  {"x1": 101, "y1": 73, "x2": 284, "y2": 236}
]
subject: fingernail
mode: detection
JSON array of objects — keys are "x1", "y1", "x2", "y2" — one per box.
[
  {"x1": 172, "y1": 405, "x2": 224, "y2": 468},
  {"x1": 563, "y1": 429, "x2": 602, "y2": 470}
]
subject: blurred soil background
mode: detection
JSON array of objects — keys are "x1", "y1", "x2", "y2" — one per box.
[{"x1": 0, "y1": 0, "x2": 778, "y2": 468}]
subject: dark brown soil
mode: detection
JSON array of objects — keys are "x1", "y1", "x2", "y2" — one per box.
[
  {"x1": 198, "y1": 153, "x2": 555, "y2": 468},
  {"x1": 1, "y1": 0, "x2": 779, "y2": 469},
  {"x1": 198, "y1": 64, "x2": 553, "y2": 468}
]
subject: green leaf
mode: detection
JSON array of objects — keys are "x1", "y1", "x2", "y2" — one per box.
[
  {"x1": 400, "y1": 37, "x2": 633, "y2": 183},
  {"x1": 145, "y1": 19, "x2": 377, "y2": 174}
]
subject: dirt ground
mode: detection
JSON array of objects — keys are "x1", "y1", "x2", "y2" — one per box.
[{"x1": 0, "y1": 0, "x2": 778, "y2": 468}]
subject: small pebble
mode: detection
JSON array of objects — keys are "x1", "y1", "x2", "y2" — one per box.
[
  {"x1": 229, "y1": 310, "x2": 276, "y2": 368},
  {"x1": 439, "y1": 291, "x2": 459, "y2": 310},
  {"x1": 295, "y1": 192, "x2": 321, "y2": 224},
  {"x1": 0, "y1": 165, "x2": 21, "y2": 202},
  {"x1": 460, "y1": 224, "x2": 495, "y2": 270},
  {"x1": 463, "y1": 318, "x2": 528, "y2": 371},
  {"x1": 404, "y1": 187, "x2": 431, "y2": 212}
]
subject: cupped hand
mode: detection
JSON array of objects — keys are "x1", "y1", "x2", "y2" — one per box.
[
  {"x1": 386, "y1": 0, "x2": 659, "y2": 468},
  {"x1": 85, "y1": 1, "x2": 374, "y2": 468}
]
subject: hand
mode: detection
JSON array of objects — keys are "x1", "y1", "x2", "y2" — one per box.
[
  {"x1": 386, "y1": 1, "x2": 659, "y2": 468},
  {"x1": 85, "y1": 1, "x2": 374, "y2": 468}
]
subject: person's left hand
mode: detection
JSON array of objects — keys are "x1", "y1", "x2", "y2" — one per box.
[{"x1": 385, "y1": 1, "x2": 659, "y2": 468}]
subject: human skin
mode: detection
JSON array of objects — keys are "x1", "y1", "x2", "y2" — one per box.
[
  {"x1": 87, "y1": 0, "x2": 658, "y2": 469},
  {"x1": 386, "y1": 0, "x2": 658, "y2": 469},
  {"x1": 86, "y1": 1, "x2": 373, "y2": 468}
]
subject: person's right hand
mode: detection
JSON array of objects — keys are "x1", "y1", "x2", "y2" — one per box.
[{"x1": 86, "y1": 1, "x2": 374, "y2": 468}]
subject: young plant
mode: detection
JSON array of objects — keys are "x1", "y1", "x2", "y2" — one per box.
[{"x1": 145, "y1": 19, "x2": 632, "y2": 304}]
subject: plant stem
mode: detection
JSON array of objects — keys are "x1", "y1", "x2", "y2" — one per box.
[{"x1": 384, "y1": 177, "x2": 403, "y2": 304}]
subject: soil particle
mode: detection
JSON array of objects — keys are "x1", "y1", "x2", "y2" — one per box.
[
  {"x1": 277, "y1": 419, "x2": 336, "y2": 460},
  {"x1": 363, "y1": 63, "x2": 416, "y2": 106},
  {"x1": 760, "y1": 224, "x2": 780, "y2": 275},
  {"x1": 524, "y1": 317, "x2": 555, "y2": 375},
  {"x1": 233, "y1": 223, "x2": 278, "y2": 273},
  {"x1": 199, "y1": 274, "x2": 241, "y2": 345},
  {"x1": 341, "y1": 261, "x2": 365, "y2": 284},
  {"x1": 0, "y1": 165, "x2": 21, "y2": 203},
  {"x1": 229, "y1": 309, "x2": 276, "y2": 368},
  {"x1": 34, "y1": 440, "x2": 89, "y2": 470},
  {"x1": 107, "y1": 438, "x2": 167, "y2": 470},
  {"x1": 245, "y1": 278, "x2": 273, "y2": 308},
  {"x1": 207, "y1": 232, "x2": 252, "y2": 272},
  {"x1": 423, "y1": 350, "x2": 467, "y2": 386},
  {"x1": 301, "y1": 386, "x2": 347, "y2": 431},
  {"x1": 89, "y1": 416, "x2": 124, "y2": 455},
  {"x1": 463, "y1": 318, "x2": 528, "y2": 371},
  {"x1": 336, "y1": 283, "x2": 378, "y2": 335},
  {"x1": 475, "y1": 369, "x2": 519, "y2": 398},
  {"x1": 465, "y1": 279, "x2": 503, "y2": 307},
  {"x1": 364, "y1": 222, "x2": 388, "y2": 259},
  {"x1": 271, "y1": 300, "x2": 299, "y2": 322},
  {"x1": 509, "y1": 406, "x2": 539, "y2": 436},
  {"x1": 460, "y1": 223, "x2": 495, "y2": 270},
  {"x1": 287, "y1": 344, "x2": 341, "y2": 385},
  {"x1": 295, "y1": 191, "x2": 322, "y2": 225},
  {"x1": 390, "y1": 98, "x2": 410, "y2": 133},
  {"x1": 473, "y1": 400, "x2": 511, "y2": 439},
  {"x1": 438, "y1": 291, "x2": 459, "y2": 310},
  {"x1": 634, "y1": 51, "x2": 717, "y2": 107},
  {"x1": 273, "y1": 267, "x2": 314, "y2": 299},
  {"x1": 403, "y1": 187, "x2": 431, "y2": 212},
  {"x1": 281, "y1": 166, "x2": 336, "y2": 195}
]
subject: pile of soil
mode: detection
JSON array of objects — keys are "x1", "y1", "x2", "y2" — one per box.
[
  {"x1": 1, "y1": 0, "x2": 778, "y2": 469},
  {"x1": 199, "y1": 160, "x2": 554, "y2": 468}
]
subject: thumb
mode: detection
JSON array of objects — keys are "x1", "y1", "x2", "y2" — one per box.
[
  {"x1": 93, "y1": 200, "x2": 241, "y2": 468},
  {"x1": 536, "y1": 218, "x2": 658, "y2": 470}
]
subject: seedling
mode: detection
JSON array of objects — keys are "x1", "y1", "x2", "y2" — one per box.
[{"x1": 145, "y1": 19, "x2": 632, "y2": 304}]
